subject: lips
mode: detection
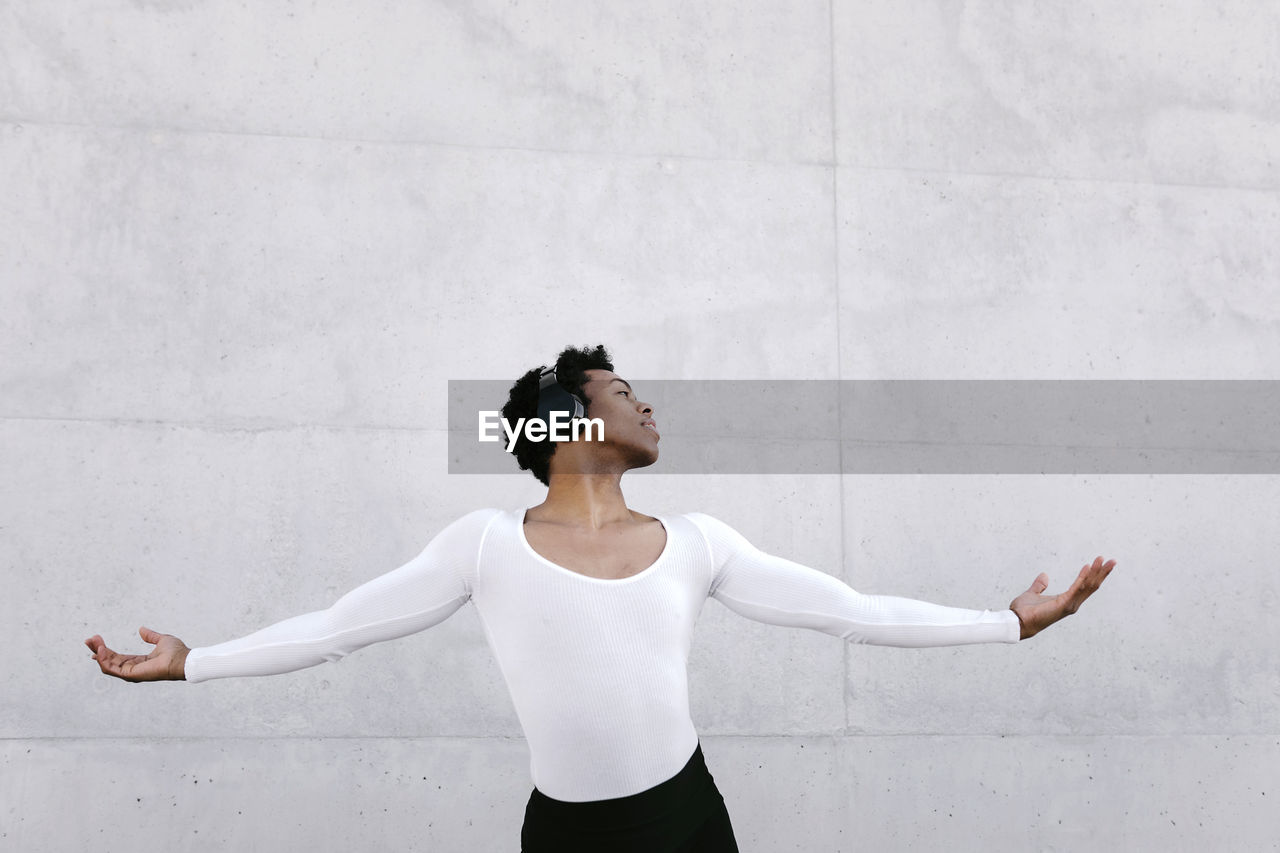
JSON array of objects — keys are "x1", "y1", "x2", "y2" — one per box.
[{"x1": 641, "y1": 419, "x2": 660, "y2": 440}]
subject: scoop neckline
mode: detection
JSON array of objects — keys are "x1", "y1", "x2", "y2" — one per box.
[{"x1": 516, "y1": 507, "x2": 670, "y2": 584}]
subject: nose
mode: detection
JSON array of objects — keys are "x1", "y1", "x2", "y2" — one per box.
[{"x1": 639, "y1": 400, "x2": 653, "y2": 416}]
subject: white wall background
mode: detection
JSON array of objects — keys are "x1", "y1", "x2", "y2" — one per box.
[{"x1": 3, "y1": 2, "x2": 1278, "y2": 850}]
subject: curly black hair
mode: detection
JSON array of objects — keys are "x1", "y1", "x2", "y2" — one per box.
[{"x1": 500, "y1": 344, "x2": 615, "y2": 486}]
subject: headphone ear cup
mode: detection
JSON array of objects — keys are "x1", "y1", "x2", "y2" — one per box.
[{"x1": 536, "y1": 369, "x2": 584, "y2": 425}]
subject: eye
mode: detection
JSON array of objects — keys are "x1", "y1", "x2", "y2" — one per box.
[{"x1": 618, "y1": 390, "x2": 630, "y2": 396}]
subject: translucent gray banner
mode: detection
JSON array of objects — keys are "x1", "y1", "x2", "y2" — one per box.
[{"x1": 447, "y1": 380, "x2": 1280, "y2": 474}]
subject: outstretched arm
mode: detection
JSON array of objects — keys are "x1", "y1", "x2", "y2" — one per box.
[
  {"x1": 85, "y1": 508, "x2": 500, "y2": 683},
  {"x1": 691, "y1": 513, "x2": 1114, "y2": 647}
]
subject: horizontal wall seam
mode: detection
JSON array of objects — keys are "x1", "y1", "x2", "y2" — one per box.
[{"x1": 3, "y1": 116, "x2": 1275, "y2": 194}]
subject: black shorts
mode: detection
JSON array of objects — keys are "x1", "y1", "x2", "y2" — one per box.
[{"x1": 520, "y1": 741, "x2": 739, "y2": 852}]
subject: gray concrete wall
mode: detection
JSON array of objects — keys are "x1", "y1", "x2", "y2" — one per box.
[{"x1": 3, "y1": 2, "x2": 1277, "y2": 850}]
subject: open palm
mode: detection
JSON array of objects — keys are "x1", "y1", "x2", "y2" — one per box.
[
  {"x1": 85, "y1": 627, "x2": 190, "y2": 682},
  {"x1": 1010, "y1": 556, "x2": 1116, "y2": 640}
]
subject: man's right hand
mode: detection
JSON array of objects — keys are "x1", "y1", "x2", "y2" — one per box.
[{"x1": 85, "y1": 627, "x2": 190, "y2": 682}]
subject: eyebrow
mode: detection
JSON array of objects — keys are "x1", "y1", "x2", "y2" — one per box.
[{"x1": 606, "y1": 378, "x2": 633, "y2": 393}]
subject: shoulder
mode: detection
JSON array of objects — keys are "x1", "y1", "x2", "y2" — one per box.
[
  {"x1": 445, "y1": 507, "x2": 508, "y2": 529},
  {"x1": 426, "y1": 507, "x2": 507, "y2": 548},
  {"x1": 415, "y1": 509, "x2": 509, "y2": 582},
  {"x1": 678, "y1": 511, "x2": 742, "y2": 536},
  {"x1": 668, "y1": 511, "x2": 757, "y2": 554},
  {"x1": 459, "y1": 507, "x2": 508, "y2": 524}
]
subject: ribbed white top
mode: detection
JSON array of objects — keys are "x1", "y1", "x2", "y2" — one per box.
[{"x1": 185, "y1": 507, "x2": 1019, "y2": 801}]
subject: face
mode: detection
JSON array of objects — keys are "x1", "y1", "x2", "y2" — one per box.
[{"x1": 575, "y1": 368, "x2": 660, "y2": 469}]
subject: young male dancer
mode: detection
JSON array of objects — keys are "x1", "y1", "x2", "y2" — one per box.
[{"x1": 86, "y1": 344, "x2": 1116, "y2": 851}]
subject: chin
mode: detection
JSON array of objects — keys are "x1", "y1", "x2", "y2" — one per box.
[{"x1": 625, "y1": 448, "x2": 659, "y2": 470}]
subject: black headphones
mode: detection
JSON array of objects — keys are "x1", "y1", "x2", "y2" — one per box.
[{"x1": 537, "y1": 365, "x2": 585, "y2": 425}]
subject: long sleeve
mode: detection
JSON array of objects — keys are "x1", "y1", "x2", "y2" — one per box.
[
  {"x1": 688, "y1": 512, "x2": 1019, "y2": 647},
  {"x1": 184, "y1": 508, "x2": 501, "y2": 682}
]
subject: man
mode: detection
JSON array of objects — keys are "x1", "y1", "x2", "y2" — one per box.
[{"x1": 86, "y1": 344, "x2": 1116, "y2": 852}]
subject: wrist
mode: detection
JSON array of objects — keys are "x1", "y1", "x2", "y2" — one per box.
[
  {"x1": 1011, "y1": 607, "x2": 1029, "y2": 640},
  {"x1": 171, "y1": 645, "x2": 190, "y2": 681}
]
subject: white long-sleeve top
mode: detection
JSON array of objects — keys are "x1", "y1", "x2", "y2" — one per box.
[{"x1": 184, "y1": 507, "x2": 1019, "y2": 801}]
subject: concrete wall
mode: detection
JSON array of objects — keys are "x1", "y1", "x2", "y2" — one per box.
[{"x1": 3, "y1": 2, "x2": 1277, "y2": 850}]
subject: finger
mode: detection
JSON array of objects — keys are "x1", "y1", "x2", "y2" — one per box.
[
  {"x1": 1071, "y1": 563, "x2": 1098, "y2": 592},
  {"x1": 1066, "y1": 558, "x2": 1114, "y2": 609},
  {"x1": 1029, "y1": 572, "x2": 1049, "y2": 595},
  {"x1": 96, "y1": 645, "x2": 135, "y2": 676},
  {"x1": 1085, "y1": 557, "x2": 1115, "y2": 583},
  {"x1": 117, "y1": 657, "x2": 139, "y2": 680},
  {"x1": 92, "y1": 640, "x2": 117, "y2": 663},
  {"x1": 103, "y1": 653, "x2": 144, "y2": 680},
  {"x1": 96, "y1": 647, "x2": 122, "y2": 675},
  {"x1": 1049, "y1": 566, "x2": 1089, "y2": 614},
  {"x1": 139, "y1": 626, "x2": 161, "y2": 644},
  {"x1": 96, "y1": 643, "x2": 124, "y2": 668}
]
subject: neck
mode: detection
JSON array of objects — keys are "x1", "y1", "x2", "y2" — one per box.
[{"x1": 531, "y1": 473, "x2": 632, "y2": 528}]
